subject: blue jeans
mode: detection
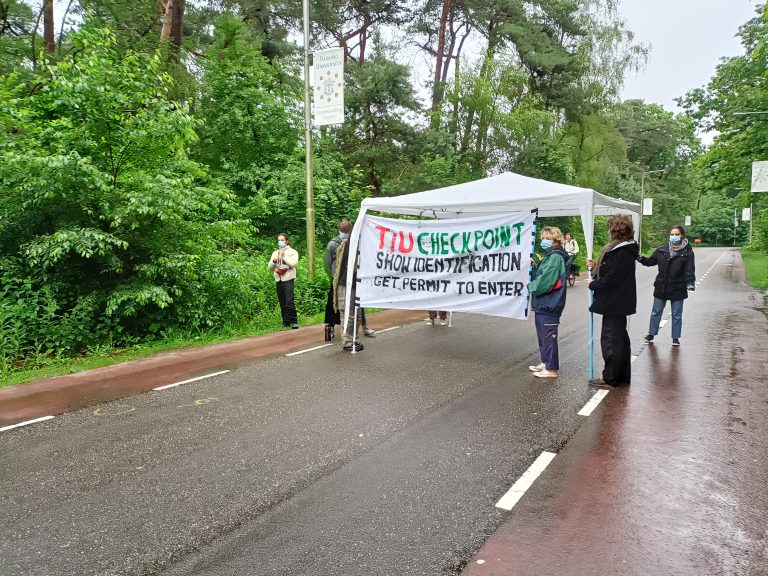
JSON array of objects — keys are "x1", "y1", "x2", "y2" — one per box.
[{"x1": 648, "y1": 297, "x2": 684, "y2": 339}]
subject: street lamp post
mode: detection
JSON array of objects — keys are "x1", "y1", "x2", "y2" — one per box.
[{"x1": 639, "y1": 169, "x2": 665, "y2": 254}]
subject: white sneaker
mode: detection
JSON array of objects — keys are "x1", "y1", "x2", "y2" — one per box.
[
  {"x1": 424, "y1": 318, "x2": 435, "y2": 325},
  {"x1": 533, "y1": 370, "x2": 558, "y2": 378},
  {"x1": 440, "y1": 319, "x2": 448, "y2": 326},
  {"x1": 529, "y1": 363, "x2": 545, "y2": 372}
]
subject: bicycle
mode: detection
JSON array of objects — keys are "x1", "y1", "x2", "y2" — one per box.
[{"x1": 567, "y1": 260, "x2": 578, "y2": 286}]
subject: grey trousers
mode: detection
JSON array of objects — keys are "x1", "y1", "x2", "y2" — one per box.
[{"x1": 337, "y1": 285, "x2": 362, "y2": 347}]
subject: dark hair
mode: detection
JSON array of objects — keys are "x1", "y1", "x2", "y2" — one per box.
[
  {"x1": 669, "y1": 225, "x2": 685, "y2": 237},
  {"x1": 277, "y1": 232, "x2": 290, "y2": 245},
  {"x1": 607, "y1": 214, "x2": 634, "y2": 242},
  {"x1": 338, "y1": 219, "x2": 353, "y2": 234}
]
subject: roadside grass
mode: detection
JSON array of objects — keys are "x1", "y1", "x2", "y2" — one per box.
[
  {"x1": 741, "y1": 249, "x2": 768, "y2": 290},
  {"x1": 0, "y1": 311, "x2": 326, "y2": 389}
]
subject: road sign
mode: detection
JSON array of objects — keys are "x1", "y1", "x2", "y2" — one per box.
[
  {"x1": 751, "y1": 161, "x2": 768, "y2": 192},
  {"x1": 742, "y1": 207, "x2": 751, "y2": 221},
  {"x1": 684, "y1": 215, "x2": 691, "y2": 226},
  {"x1": 642, "y1": 198, "x2": 653, "y2": 216}
]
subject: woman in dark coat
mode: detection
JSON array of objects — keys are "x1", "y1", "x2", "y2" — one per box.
[
  {"x1": 638, "y1": 225, "x2": 696, "y2": 346},
  {"x1": 586, "y1": 214, "x2": 639, "y2": 389}
]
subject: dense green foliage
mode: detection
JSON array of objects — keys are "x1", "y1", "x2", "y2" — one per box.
[{"x1": 1, "y1": 0, "x2": 763, "y2": 376}]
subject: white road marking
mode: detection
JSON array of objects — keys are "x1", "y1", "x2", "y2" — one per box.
[
  {"x1": 0, "y1": 415, "x2": 55, "y2": 433},
  {"x1": 285, "y1": 344, "x2": 333, "y2": 357},
  {"x1": 495, "y1": 451, "x2": 556, "y2": 511},
  {"x1": 578, "y1": 390, "x2": 610, "y2": 417},
  {"x1": 631, "y1": 354, "x2": 638, "y2": 363},
  {"x1": 153, "y1": 370, "x2": 231, "y2": 391},
  {"x1": 377, "y1": 326, "x2": 401, "y2": 333},
  {"x1": 660, "y1": 319, "x2": 668, "y2": 328}
]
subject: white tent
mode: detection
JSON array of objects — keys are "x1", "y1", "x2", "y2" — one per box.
[{"x1": 342, "y1": 171, "x2": 641, "y2": 349}]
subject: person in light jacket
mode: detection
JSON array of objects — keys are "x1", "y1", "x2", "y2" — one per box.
[
  {"x1": 268, "y1": 232, "x2": 300, "y2": 329},
  {"x1": 637, "y1": 225, "x2": 696, "y2": 346},
  {"x1": 527, "y1": 227, "x2": 569, "y2": 379}
]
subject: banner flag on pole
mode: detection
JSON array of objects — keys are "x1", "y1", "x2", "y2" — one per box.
[
  {"x1": 313, "y1": 48, "x2": 344, "y2": 126},
  {"x1": 356, "y1": 212, "x2": 537, "y2": 320}
]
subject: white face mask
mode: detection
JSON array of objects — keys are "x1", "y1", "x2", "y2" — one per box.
[{"x1": 278, "y1": 240, "x2": 286, "y2": 248}]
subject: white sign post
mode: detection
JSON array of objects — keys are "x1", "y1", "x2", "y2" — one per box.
[
  {"x1": 313, "y1": 48, "x2": 344, "y2": 126},
  {"x1": 742, "y1": 207, "x2": 751, "y2": 221},
  {"x1": 684, "y1": 215, "x2": 691, "y2": 226},
  {"x1": 356, "y1": 213, "x2": 537, "y2": 320}
]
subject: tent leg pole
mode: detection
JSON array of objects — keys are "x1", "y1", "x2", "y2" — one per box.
[
  {"x1": 448, "y1": 311, "x2": 453, "y2": 328},
  {"x1": 352, "y1": 304, "x2": 359, "y2": 354}
]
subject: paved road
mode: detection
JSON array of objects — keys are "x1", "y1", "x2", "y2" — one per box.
[{"x1": 0, "y1": 247, "x2": 759, "y2": 576}]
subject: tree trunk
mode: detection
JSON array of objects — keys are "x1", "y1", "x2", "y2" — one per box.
[
  {"x1": 429, "y1": 0, "x2": 453, "y2": 129},
  {"x1": 161, "y1": 0, "x2": 173, "y2": 41},
  {"x1": 43, "y1": 0, "x2": 54, "y2": 54},
  {"x1": 170, "y1": 0, "x2": 185, "y2": 53}
]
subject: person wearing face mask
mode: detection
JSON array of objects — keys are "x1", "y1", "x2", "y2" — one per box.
[
  {"x1": 268, "y1": 232, "x2": 300, "y2": 329},
  {"x1": 527, "y1": 227, "x2": 569, "y2": 378},
  {"x1": 637, "y1": 225, "x2": 696, "y2": 347},
  {"x1": 586, "y1": 214, "x2": 639, "y2": 389},
  {"x1": 324, "y1": 219, "x2": 375, "y2": 341}
]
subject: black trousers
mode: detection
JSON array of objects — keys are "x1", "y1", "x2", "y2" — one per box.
[
  {"x1": 325, "y1": 286, "x2": 340, "y2": 326},
  {"x1": 276, "y1": 279, "x2": 297, "y2": 325},
  {"x1": 600, "y1": 315, "x2": 631, "y2": 384}
]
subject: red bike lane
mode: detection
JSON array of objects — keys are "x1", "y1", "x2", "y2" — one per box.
[{"x1": 463, "y1": 254, "x2": 768, "y2": 576}]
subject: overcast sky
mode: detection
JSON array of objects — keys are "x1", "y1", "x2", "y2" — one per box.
[{"x1": 618, "y1": 0, "x2": 759, "y2": 112}]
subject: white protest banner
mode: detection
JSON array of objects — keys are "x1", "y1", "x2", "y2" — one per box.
[
  {"x1": 313, "y1": 48, "x2": 344, "y2": 126},
  {"x1": 356, "y1": 212, "x2": 537, "y2": 320}
]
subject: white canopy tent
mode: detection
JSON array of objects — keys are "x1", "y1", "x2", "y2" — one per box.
[{"x1": 342, "y1": 171, "x2": 641, "y2": 358}]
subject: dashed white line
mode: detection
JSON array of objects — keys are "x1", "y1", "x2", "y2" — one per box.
[
  {"x1": 631, "y1": 354, "x2": 639, "y2": 363},
  {"x1": 376, "y1": 326, "x2": 401, "y2": 333},
  {"x1": 0, "y1": 415, "x2": 55, "y2": 433},
  {"x1": 152, "y1": 370, "x2": 231, "y2": 391},
  {"x1": 660, "y1": 319, "x2": 668, "y2": 328},
  {"x1": 578, "y1": 390, "x2": 610, "y2": 416},
  {"x1": 495, "y1": 451, "x2": 556, "y2": 511},
  {"x1": 285, "y1": 344, "x2": 333, "y2": 357}
]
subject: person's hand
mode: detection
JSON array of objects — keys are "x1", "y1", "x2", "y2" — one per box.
[
  {"x1": 687, "y1": 284, "x2": 695, "y2": 291},
  {"x1": 586, "y1": 258, "x2": 595, "y2": 268}
]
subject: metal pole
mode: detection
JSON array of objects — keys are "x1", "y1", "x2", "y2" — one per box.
[
  {"x1": 639, "y1": 172, "x2": 645, "y2": 254},
  {"x1": 733, "y1": 208, "x2": 737, "y2": 246},
  {"x1": 303, "y1": 0, "x2": 316, "y2": 279},
  {"x1": 750, "y1": 202, "x2": 753, "y2": 244}
]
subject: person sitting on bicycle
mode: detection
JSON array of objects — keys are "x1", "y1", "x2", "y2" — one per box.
[{"x1": 564, "y1": 233, "x2": 579, "y2": 276}]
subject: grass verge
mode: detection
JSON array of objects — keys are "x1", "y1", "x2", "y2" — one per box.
[{"x1": 741, "y1": 249, "x2": 768, "y2": 290}]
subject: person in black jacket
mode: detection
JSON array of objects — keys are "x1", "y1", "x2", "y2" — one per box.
[
  {"x1": 586, "y1": 214, "x2": 639, "y2": 389},
  {"x1": 637, "y1": 225, "x2": 696, "y2": 347}
]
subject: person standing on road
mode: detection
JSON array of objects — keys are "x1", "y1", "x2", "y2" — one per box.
[
  {"x1": 325, "y1": 220, "x2": 375, "y2": 341},
  {"x1": 637, "y1": 225, "x2": 696, "y2": 347},
  {"x1": 586, "y1": 215, "x2": 638, "y2": 389},
  {"x1": 268, "y1": 233, "x2": 300, "y2": 329},
  {"x1": 564, "y1": 233, "x2": 580, "y2": 278},
  {"x1": 426, "y1": 311, "x2": 449, "y2": 326},
  {"x1": 527, "y1": 227, "x2": 569, "y2": 379},
  {"x1": 333, "y1": 235, "x2": 364, "y2": 352}
]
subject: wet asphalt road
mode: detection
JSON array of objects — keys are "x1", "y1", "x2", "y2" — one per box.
[{"x1": 0, "y1": 248, "x2": 757, "y2": 576}]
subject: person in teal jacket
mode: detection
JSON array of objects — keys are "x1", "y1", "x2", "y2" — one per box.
[{"x1": 527, "y1": 227, "x2": 569, "y2": 379}]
